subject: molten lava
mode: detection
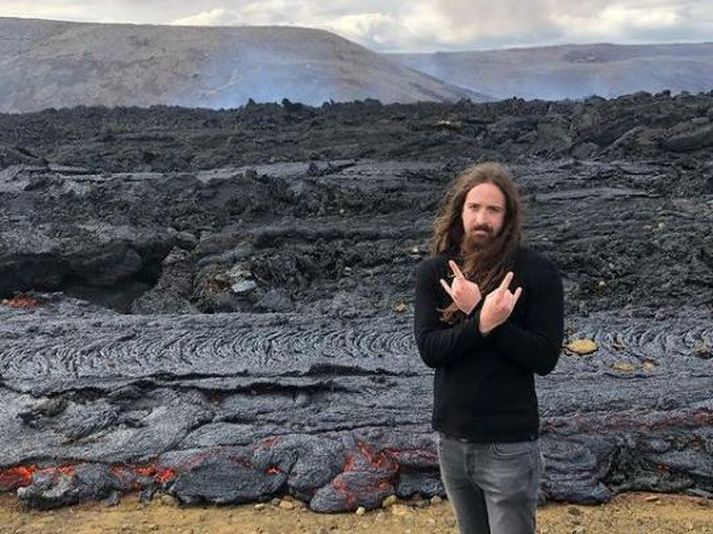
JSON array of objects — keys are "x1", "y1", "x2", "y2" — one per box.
[
  {"x1": 2, "y1": 294, "x2": 45, "y2": 309},
  {"x1": 0, "y1": 464, "x2": 76, "y2": 491}
]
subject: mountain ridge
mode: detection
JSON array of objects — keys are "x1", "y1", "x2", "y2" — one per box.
[
  {"x1": 0, "y1": 16, "x2": 486, "y2": 113},
  {"x1": 389, "y1": 41, "x2": 713, "y2": 100}
]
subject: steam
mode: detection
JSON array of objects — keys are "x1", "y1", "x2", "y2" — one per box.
[{"x1": 167, "y1": 31, "x2": 359, "y2": 108}]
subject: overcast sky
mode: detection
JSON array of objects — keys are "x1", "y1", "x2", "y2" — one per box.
[{"x1": 2, "y1": 0, "x2": 713, "y2": 52}]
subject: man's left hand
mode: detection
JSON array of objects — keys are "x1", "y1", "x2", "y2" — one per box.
[{"x1": 478, "y1": 271, "x2": 522, "y2": 334}]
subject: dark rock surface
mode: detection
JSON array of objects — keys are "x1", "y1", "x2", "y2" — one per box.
[
  {"x1": 0, "y1": 97, "x2": 711, "y2": 511},
  {"x1": 3, "y1": 94, "x2": 713, "y2": 172},
  {"x1": 0, "y1": 301, "x2": 711, "y2": 509}
]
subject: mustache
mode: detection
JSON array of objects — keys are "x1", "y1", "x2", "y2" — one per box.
[{"x1": 469, "y1": 225, "x2": 493, "y2": 234}]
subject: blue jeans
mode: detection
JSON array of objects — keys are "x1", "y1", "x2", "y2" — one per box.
[{"x1": 437, "y1": 431, "x2": 543, "y2": 534}]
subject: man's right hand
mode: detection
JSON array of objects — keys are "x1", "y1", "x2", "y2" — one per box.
[
  {"x1": 439, "y1": 260, "x2": 481, "y2": 315},
  {"x1": 478, "y1": 271, "x2": 522, "y2": 335}
]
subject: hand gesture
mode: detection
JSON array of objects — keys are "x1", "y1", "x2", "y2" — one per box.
[
  {"x1": 479, "y1": 271, "x2": 522, "y2": 335},
  {"x1": 439, "y1": 260, "x2": 482, "y2": 315}
]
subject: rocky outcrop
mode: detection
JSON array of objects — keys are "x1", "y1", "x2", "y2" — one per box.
[
  {"x1": 3, "y1": 95, "x2": 713, "y2": 174},
  {"x1": 0, "y1": 99, "x2": 711, "y2": 511},
  {"x1": 0, "y1": 299, "x2": 710, "y2": 509}
]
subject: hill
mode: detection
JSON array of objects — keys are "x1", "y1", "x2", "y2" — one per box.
[
  {"x1": 0, "y1": 17, "x2": 486, "y2": 113},
  {"x1": 390, "y1": 42, "x2": 713, "y2": 100}
]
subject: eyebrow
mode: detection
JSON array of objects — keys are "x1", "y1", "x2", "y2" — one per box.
[{"x1": 466, "y1": 201, "x2": 504, "y2": 210}]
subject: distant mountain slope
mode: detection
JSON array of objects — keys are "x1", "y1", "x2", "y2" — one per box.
[
  {"x1": 0, "y1": 17, "x2": 488, "y2": 113},
  {"x1": 390, "y1": 43, "x2": 713, "y2": 100}
]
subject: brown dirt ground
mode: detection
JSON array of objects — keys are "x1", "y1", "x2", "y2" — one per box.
[{"x1": 0, "y1": 492, "x2": 711, "y2": 534}]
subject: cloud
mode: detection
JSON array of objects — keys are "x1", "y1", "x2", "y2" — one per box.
[
  {"x1": 166, "y1": 3, "x2": 408, "y2": 49},
  {"x1": 163, "y1": 1, "x2": 564, "y2": 51},
  {"x1": 551, "y1": 3, "x2": 683, "y2": 41},
  {"x1": 323, "y1": 13, "x2": 403, "y2": 48},
  {"x1": 171, "y1": 8, "x2": 246, "y2": 26},
  {"x1": 169, "y1": 2, "x2": 312, "y2": 27},
  {"x1": 1, "y1": 0, "x2": 98, "y2": 21},
  {"x1": 4, "y1": 0, "x2": 713, "y2": 51},
  {"x1": 391, "y1": 0, "x2": 713, "y2": 50}
]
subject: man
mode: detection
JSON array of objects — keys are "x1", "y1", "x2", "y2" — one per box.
[{"x1": 413, "y1": 162, "x2": 564, "y2": 534}]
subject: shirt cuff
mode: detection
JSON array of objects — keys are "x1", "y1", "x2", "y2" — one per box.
[{"x1": 465, "y1": 308, "x2": 486, "y2": 342}]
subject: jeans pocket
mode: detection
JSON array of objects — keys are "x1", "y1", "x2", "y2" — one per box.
[{"x1": 490, "y1": 441, "x2": 533, "y2": 458}]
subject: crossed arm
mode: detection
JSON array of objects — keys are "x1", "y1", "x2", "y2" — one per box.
[
  {"x1": 413, "y1": 257, "x2": 564, "y2": 375},
  {"x1": 413, "y1": 262, "x2": 484, "y2": 368},
  {"x1": 487, "y1": 264, "x2": 563, "y2": 375}
]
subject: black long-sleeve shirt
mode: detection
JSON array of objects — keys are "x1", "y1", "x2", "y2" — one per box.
[{"x1": 413, "y1": 245, "x2": 564, "y2": 442}]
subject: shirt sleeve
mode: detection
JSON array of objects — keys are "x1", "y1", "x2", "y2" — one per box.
[
  {"x1": 488, "y1": 259, "x2": 564, "y2": 375},
  {"x1": 413, "y1": 258, "x2": 485, "y2": 368}
]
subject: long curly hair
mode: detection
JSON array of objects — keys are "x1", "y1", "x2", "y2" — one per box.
[{"x1": 430, "y1": 162, "x2": 523, "y2": 324}]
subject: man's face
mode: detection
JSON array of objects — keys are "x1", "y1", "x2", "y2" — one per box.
[{"x1": 461, "y1": 182, "x2": 506, "y2": 251}]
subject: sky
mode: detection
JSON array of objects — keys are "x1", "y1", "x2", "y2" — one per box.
[{"x1": 2, "y1": 0, "x2": 713, "y2": 52}]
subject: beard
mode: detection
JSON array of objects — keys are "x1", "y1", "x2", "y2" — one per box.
[{"x1": 461, "y1": 225, "x2": 496, "y2": 255}]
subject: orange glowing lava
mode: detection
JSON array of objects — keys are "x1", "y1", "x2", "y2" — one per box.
[
  {"x1": 0, "y1": 465, "x2": 39, "y2": 490},
  {"x1": 0, "y1": 464, "x2": 77, "y2": 491},
  {"x1": 344, "y1": 441, "x2": 397, "y2": 472},
  {"x1": 110, "y1": 464, "x2": 177, "y2": 488},
  {"x1": 2, "y1": 294, "x2": 45, "y2": 309},
  {"x1": 130, "y1": 465, "x2": 177, "y2": 484}
]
